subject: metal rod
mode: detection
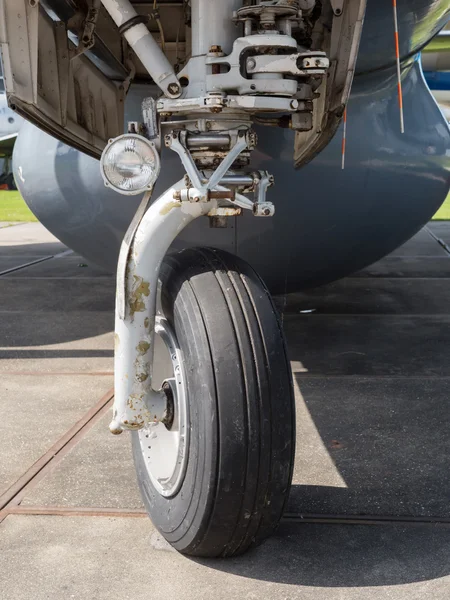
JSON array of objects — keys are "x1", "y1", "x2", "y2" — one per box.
[
  {"x1": 209, "y1": 190, "x2": 236, "y2": 199},
  {"x1": 392, "y1": 0, "x2": 404, "y2": 134},
  {"x1": 99, "y1": 0, "x2": 181, "y2": 98},
  {"x1": 191, "y1": 0, "x2": 242, "y2": 56},
  {"x1": 212, "y1": 175, "x2": 254, "y2": 186},
  {"x1": 341, "y1": 107, "x2": 347, "y2": 170},
  {"x1": 187, "y1": 135, "x2": 231, "y2": 148}
]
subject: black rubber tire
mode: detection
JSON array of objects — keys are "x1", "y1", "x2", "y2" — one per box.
[{"x1": 132, "y1": 247, "x2": 295, "y2": 557}]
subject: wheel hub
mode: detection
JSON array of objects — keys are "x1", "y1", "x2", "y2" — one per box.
[{"x1": 137, "y1": 317, "x2": 189, "y2": 498}]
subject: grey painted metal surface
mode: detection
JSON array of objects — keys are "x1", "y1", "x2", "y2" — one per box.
[{"x1": 12, "y1": 0, "x2": 450, "y2": 293}]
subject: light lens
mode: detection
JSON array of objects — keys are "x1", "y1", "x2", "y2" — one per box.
[{"x1": 101, "y1": 135, "x2": 160, "y2": 195}]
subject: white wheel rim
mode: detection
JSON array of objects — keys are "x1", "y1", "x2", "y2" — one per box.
[{"x1": 137, "y1": 316, "x2": 189, "y2": 498}]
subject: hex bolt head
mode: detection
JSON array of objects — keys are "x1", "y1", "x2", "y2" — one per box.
[
  {"x1": 167, "y1": 83, "x2": 181, "y2": 96},
  {"x1": 247, "y1": 58, "x2": 256, "y2": 70}
]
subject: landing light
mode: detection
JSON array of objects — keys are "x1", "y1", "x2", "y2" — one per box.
[{"x1": 100, "y1": 134, "x2": 160, "y2": 195}]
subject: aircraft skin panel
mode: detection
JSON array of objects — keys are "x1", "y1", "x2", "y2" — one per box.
[
  {"x1": 13, "y1": 56, "x2": 450, "y2": 293},
  {"x1": 355, "y1": 0, "x2": 450, "y2": 74}
]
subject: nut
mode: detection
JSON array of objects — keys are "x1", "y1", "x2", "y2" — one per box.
[{"x1": 167, "y1": 83, "x2": 181, "y2": 96}]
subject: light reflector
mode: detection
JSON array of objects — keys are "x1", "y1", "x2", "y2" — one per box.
[{"x1": 101, "y1": 134, "x2": 160, "y2": 195}]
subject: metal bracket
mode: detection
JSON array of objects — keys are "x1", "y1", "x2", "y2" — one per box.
[
  {"x1": 330, "y1": 0, "x2": 345, "y2": 16},
  {"x1": 246, "y1": 52, "x2": 329, "y2": 77},
  {"x1": 204, "y1": 34, "x2": 298, "y2": 97},
  {"x1": 157, "y1": 94, "x2": 300, "y2": 115},
  {"x1": 71, "y1": 0, "x2": 101, "y2": 59},
  {"x1": 166, "y1": 130, "x2": 251, "y2": 197},
  {"x1": 166, "y1": 131, "x2": 275, "y2": 216}
]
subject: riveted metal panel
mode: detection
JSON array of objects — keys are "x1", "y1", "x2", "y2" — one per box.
[{"x1": 0, "y1": 0, "x2": 124, "y2": 157}]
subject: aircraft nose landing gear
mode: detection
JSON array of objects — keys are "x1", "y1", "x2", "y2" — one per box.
[{"x1": 98, "y1": 0, "x2": 361, "y2": 557}]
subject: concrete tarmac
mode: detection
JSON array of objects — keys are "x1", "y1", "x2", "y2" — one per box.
[{"x1": 1, "y1": 221, "x2": 450, "y2": 599}]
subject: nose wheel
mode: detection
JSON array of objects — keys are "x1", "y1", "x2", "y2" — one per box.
[{"x1": 131, "y1": 247, "x2": 295, "y2": 558}]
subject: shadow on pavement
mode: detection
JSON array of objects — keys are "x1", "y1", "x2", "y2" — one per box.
[{"x1": 196, "y1": 522, "x2": 450, "y2": 587}]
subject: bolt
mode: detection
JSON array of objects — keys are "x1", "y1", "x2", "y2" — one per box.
[
  {"x1": 247, "y1": 58, "x2": 256, "y2": 70},
  {"x1": 193, "y1": 196, "x2": 200, "y2": 202},
  {"x1": 209, "y1": 45, "x2": 222, "y2": 53},
  {"x1": 167, "y1": 83, "x2": 181, "y2": 96},
  {"x1": 290, "y1": 99, "x2": 299, "y2": 109},
  {"x1": 315, "y1": 59, "x2": 321, "y2": 66},
  {"x1": 173, "y1": 191, "x2": 181, "y2": 201}
]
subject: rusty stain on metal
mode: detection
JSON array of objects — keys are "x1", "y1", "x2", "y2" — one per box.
[
  {"x1": 144, "y1": 317, "x2": 150, "y2": 329},
  {"x1": 208, "y1": 190, "x2": 237, "y2": 201},
  {"x1": 137, "y1": 341, "x2": 150, "y2": 355},
  {"x1": 110, "y1": 424, "x2": 124, "y2": 436},
  {"x1": 128, "y1": 276, "x2": 150, "y2": 317},
  {"x1": 159, "y1": 201, "x2": 181, "y2": 215}
]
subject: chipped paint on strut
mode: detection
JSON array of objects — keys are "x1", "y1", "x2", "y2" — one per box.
[
  {"x1": 159, "y1": 200, "x2": 182, "y2": 215},
  {"x1": 128, "y1": 275, "x2": 150, "y2": 317}
]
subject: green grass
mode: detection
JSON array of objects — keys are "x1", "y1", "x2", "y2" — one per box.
[
  {"x1": 433, "y1": 192, "x2": 450, "y2": 220},
  {"x1": 0, "y1": 187, "x2": 449, "y2": 223},
  {"x1": 0, "y1": 190, "x2": 37, "y2": 222}
]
